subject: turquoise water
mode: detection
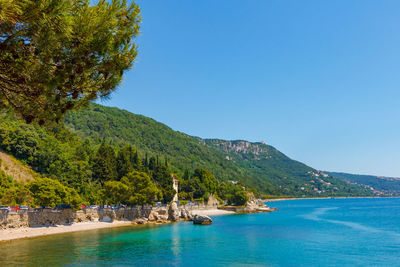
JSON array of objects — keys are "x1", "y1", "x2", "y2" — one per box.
[{"x1": 1, "y1": 198, "x2": 400, "y2": 266}]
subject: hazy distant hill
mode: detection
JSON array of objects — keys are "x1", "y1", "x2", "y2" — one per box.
[
  {"x1": 65, "y1": 103, "x2": 372, "y2": 197},
  {"x1": 327, "y1": 172, "x2": 400, "y2": 196}
]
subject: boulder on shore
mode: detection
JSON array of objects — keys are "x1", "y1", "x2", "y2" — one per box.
[
  {"x1": 134, "y1": 218, "x2": 148, "y2": 224},
  {"x1": 193, "y1": 214, "x2": 212, "y2": 225}
]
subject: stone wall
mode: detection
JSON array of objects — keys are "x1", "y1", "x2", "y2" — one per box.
[
  {"x1": 0, "y1": 204, "x2": 192, "y2": 229},
  {"x1": 0, "y1": 209, "x2": 97, "y2": 228},
  {"x1": 1, "y1": 210, "x2": 30, "y2": 228}
]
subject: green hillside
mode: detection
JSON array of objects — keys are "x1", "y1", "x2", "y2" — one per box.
[
  {"x1": 327, "y1": 171, "x2": 400, "y2": 196},
  {"x1": 64, "y1": 103, "x2": 249, "y2": 184},
  {"x1": 65, "y1": 103, "x2": 372, "y2": 197}
]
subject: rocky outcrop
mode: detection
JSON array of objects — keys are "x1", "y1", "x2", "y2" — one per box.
[
  {"x1": 244, "y1": 192, "x2": 273, "y2": 212},
  {"x1": 204, "y1": 140, "x2": 270, "y2": 157},
  {"x1": 217, "y1": 193, "x2": 275, "y2": 213},
  {"x1": 193, "y1": 214, "x2": 212, "y2": 225},
  {"x1": 179, "y1": 207, "x2": 193, "y2": 221},
  {"x1": 148, "y1": 207, "x2": 169, "y2": 222},
  {"x1": 168, "y1": 202, "x2": 180, "y2": 221}
]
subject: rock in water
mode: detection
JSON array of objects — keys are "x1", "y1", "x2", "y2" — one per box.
[{"x1": 193, "y1": 214, "x2": 212, "y2": 225}]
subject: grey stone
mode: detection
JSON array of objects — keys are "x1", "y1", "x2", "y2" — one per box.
[
  {"x1": 168, "y1": 202, "x2": 180, "y2": 221},
  {"x1": 193, "y1": 214, "x2": 212, "y2": 225}
]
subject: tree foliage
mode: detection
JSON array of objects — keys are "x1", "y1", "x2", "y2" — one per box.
[
  {"x1": 193, "y1": 169, "x2": 217, "y2": 194},
  {"x1": 116, "y1": 145, "x2": 141, "y2": 179},
  {"x1": 101, "y1": 171, "x2": 161, "y2": 205},
  {"x1": 0, "y1": 0, "x2": 140, "y2": 124},
  {"x1": 101, "y1": 180, "x2": 130, "y2": 205},
  {"x1": 28, "y1": 178, "x2": 82, "y2": 209},
  {"x1": 122, "y1": 171, "x2": 161, "y2": 205}
]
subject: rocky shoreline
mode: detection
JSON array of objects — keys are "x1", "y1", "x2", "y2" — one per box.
[{"x1": 0, "y1": 198, "x2": 275, "y2": 242}]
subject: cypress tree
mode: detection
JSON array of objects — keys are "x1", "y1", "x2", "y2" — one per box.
[
  {"x1": 183, "y1": 169, "x2": 190, "y2": 180},
  {"x1": 149, "y1": 156, "x2": 156, "y2": 171},
  {"x1": 133, "y1": 150, "x2": 142, "y2": 170},
  {"x1": 143, "y1": 153, "x2": 149, "y2": 168},
  {"x1": 116, "y1": 145, "x2": 135, "y2": 179},
  {"x1": 91, "y1": 141, "x2": 117, "y2": 185}
]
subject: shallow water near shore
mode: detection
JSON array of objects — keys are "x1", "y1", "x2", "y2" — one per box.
[{"x1": 1, "y1": 198, "x2": 400, "y2": 266}]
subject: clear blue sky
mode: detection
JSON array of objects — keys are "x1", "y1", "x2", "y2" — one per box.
[{"x1": 102, "y1": 0, "x2": 400, "y2": 177}]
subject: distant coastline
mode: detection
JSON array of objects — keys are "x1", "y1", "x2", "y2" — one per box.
[{"x1": 264, "y1": 196, "x2": 400, "y2": 202}]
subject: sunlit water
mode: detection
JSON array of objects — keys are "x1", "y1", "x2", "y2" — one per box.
[{"x1": 1, "y1": 198, "x2": 400, "y2": 266}]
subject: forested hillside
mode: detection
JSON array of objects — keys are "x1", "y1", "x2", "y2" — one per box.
[
  {"x1": 0, "y1": 111, "x2": 248, "y2": 208},
  {"x1": 65, "y1": 103, "x2": 373, "y2": 197},
  {"x1": 0, "y1": 102, "x2": 374, "y2": 209},
  {"x1": 64, "y1": 103, "x2": 247, "y2": 184}
]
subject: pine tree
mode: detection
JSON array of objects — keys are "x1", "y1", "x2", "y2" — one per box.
[{"x1": 0, "y1": 0, "x2": 141, "y2": 124}]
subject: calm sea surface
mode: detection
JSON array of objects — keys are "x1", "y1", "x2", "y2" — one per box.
[{"x1": 1, "y1": 198, "x2": 400, "y2": 266}]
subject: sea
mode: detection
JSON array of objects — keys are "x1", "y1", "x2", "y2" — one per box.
[{"x1": 1, "y1": 198, "x2": 399, "y2": 266}]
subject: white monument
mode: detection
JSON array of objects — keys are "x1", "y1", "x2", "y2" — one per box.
[{"x1": 172, "y1": 175, "x2": 179, "y2": 202}]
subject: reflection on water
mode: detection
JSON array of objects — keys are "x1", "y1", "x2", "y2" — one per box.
[{"x1": 1, "y1": 198, "x2": 400, "y2": 266}]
